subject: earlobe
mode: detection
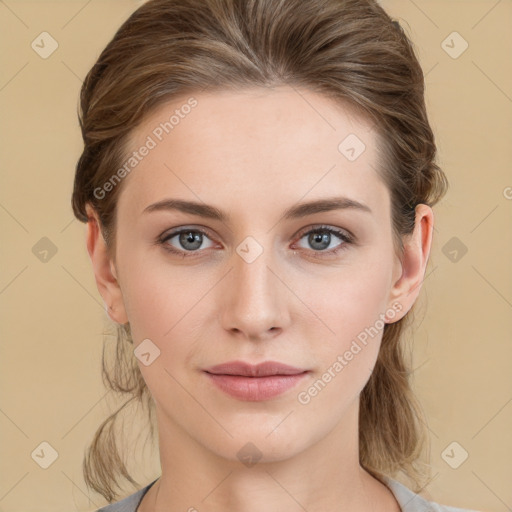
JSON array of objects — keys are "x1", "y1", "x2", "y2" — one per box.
[
  {"x1": 386, "y1": 204, "x2": 434, "y2": 323},
  {"x1": 85, "y1": 204, "x2": 128, "y2": 324}
]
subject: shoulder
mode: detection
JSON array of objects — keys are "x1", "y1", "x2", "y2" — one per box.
[
  {"x1": 381, "y1": 476, "x2": 482, "y2": 512},
  {"x1": 94, "y1": 479, "x2": 158, "y2": 512}
]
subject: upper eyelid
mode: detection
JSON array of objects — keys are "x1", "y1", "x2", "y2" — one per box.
[
  {"x1": 160, "y1": 225, "x2": 216, "y2": 242},
  {"x1": 296, "y1": 225, "x2": 352, "y2": 239}
]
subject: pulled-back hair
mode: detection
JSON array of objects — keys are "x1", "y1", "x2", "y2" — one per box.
[{"x1": 72, "y1": 0, "x2": 448, "y2": 502}]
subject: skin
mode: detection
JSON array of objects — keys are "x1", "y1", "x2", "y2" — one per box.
[{"x1": 85, "y1": 85, "x2": 433, "y2": 512}]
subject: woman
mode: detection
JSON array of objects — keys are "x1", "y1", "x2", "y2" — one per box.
[{"x1": 71, "y1": 0, "x2": 479, "y2": 510}]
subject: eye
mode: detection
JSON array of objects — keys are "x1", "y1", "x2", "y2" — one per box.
[
  {"x1": 293, "y1": 225, "x2": 353, "y2": 258},
  {"x1": 157, "y1": 224, "x2": 354, "y2": 259},
  {"x1": 159, "y1": 227, "x2": 215, "y2": 257}
]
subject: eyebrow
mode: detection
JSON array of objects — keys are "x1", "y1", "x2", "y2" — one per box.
[{"x1": 142, "y1": 196, "x2": 372, "y2": 221}]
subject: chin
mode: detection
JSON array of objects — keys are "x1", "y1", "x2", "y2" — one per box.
[{"x1": 198, "y1": 421, "x2": 319, "y2": 467}]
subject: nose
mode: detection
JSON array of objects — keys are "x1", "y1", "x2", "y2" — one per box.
[{"x1": 219, "y1": 241, "x2": 291, "y2": 341}]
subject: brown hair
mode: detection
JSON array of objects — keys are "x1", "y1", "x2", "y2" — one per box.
[{"x1": 72, "y1": 0, "x2": 448, "y2": 502}]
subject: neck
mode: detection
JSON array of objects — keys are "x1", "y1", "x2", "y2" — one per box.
[{"x1": 140, "y1": 400, "x2": 400, "y2": 512}]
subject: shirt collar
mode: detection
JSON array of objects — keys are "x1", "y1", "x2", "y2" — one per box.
[{"x1": 381, "y1": 475, "x2": 437, "y2": 511}]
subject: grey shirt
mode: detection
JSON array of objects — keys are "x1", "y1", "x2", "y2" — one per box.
[{"x1": 95, "y1": 476, "x2": 481, "y2": 512}]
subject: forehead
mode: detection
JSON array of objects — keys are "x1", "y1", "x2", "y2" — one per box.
[{"x1": 117, "y1": 85, "x2": 389, "y2": 222}]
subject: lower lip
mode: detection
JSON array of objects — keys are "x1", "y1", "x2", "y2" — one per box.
[{"x1": 204, "y1": 372, "x2": 308, "y2": 401}]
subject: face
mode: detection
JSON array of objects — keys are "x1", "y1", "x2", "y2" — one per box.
[{"x1": 89, "y1": 85, "x2": 427, "y2": 464}]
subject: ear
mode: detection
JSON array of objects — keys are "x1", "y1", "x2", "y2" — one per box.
[
  {"x1": 85, "y1": 204, "x2": 128, "y2": 324},
  {"x1": 386, "y1": 204, "x2": 434, "y2": 322}
]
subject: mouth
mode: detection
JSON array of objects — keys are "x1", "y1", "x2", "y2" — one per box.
[
  {"x1": 203, "y1": 360, "x2": 310, "y2": 401},
  {"x1": 204, "y1": 360, "x2": 308, "y2": 377}
]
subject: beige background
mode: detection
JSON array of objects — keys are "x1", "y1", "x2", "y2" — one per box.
[{"x1": 1, "y1": 0, "x2": 511, "y2": 510}]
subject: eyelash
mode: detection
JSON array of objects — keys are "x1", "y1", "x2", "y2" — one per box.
[{"x1": 157, "y1": 225, "x2": 354, "y2": 260}]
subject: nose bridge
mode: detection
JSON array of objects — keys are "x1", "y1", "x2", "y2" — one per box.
[{"x1": 220, "y1": 233, "x2": 289, "y2": 338}]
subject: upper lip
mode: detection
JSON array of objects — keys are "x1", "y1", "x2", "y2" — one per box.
[{"x1": 204, "y1": 360, "x2": 308, "y2": 377}]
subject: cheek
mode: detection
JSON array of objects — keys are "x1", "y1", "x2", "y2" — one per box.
[
  {"x1": 119, "y1": 257, "x2": 211, "y2": 397},
  {"x1": 293, "y1": 257, "x2": 392, "y2": 398},
  {"x1": 122, "y1": 265, "x2": 202, "y2": 403},
  {"x1": 294, "y1": 276, "x2": 387, "y2": 410},
  {"x1": 119, "y1": 249, "x2": 199, "y2": 341},
  {"x1": 301, "y1": 258, "x2": 392, "y2": 345}
]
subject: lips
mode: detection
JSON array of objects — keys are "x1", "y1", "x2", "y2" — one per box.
[
  {"x1": 203, "y1": 360, "x2": 309, "y2": 401},
  {"x1": 204, "y1": 360, "x2": 307, "y2": 377}
]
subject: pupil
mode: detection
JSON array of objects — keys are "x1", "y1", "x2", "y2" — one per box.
[
  {"x1": 311, "y1": 231, "x2": 329, "y2": 250},
  {"x1": 180, "y1": 231, "x2": 201, "y2": 250}
]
